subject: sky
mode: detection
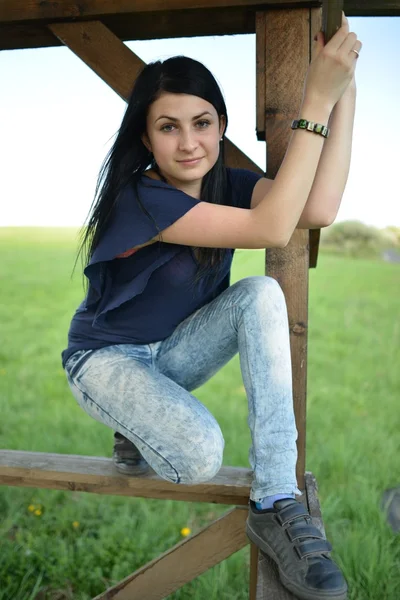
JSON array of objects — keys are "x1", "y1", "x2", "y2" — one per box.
[{"x1": 0, "y1": 16, "x2": 399, "y2": 229}]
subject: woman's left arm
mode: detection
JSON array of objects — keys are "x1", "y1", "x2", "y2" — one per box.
[{"x1": 296, "y1": 79, "x2": 357, "y2": 228}]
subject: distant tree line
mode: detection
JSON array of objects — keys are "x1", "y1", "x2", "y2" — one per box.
[{"x1": 320, "y1": 221, "x2": 400, "y2": 259}]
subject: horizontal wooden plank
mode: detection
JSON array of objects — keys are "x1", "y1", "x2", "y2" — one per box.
[
  {"x1": 0, "y1": 1, "x2": 320, "y2": 24},
  {"x1": 1, "y1": 0, "x2": 397, "y2": 24},
  {"x1": 0, "y1": 450, "x2": 252, "y2": 505},
  {"x1": 0, "y1": 1, "x2": 398, "y2": 51},
  {"x1": 0, "y1": 8, "x2": 255, "y2": 50}
]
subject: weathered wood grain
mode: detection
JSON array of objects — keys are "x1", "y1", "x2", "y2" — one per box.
[
  {"x1": 305, "y1": 471, "x2": 326, "y2": 537},
  {"x1": 93, "y1": 507, "x2": 249, "y2": 599},
  {"x1": 260, "y1": 7, "x2": 311, "y2": 491},
  {"x1": 49, "y1": 19, "x2": 263, "y2": 177},
  {"x1": 0, "y1": 449, "x2": 328, "y2": 599},
  {"x1": 0, "y1": 450, "x2": 252, "y2": 505},
  {"x1": 255, "y1": 12, "x2": 266, "y2": 142},
  {"x1": 0, "y1": 1, "x2": 322, "y2": 23},
  {"x1": 0, "y1": 2, "x2": 396, "y2": 51},
  {"x1": 0, "y1": 0, "x2": 397, "y2": 25}
]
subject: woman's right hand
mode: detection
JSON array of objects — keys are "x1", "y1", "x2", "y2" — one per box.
[{"x1": 303, "y1": 13, "x2": 362, "y2": 110}]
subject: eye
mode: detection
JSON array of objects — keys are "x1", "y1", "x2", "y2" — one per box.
[
  {"x1": 161, "y1": 124, "x2": 175, "y2": 132},
  {"x1": 196, "y1": 120, "x2": 211, "y2": 128}
]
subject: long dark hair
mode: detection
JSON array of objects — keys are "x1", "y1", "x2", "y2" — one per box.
[{"x1": 76, "y1": 55, "x2": 230, "y2": 294}]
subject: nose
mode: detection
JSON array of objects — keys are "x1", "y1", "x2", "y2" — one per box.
[{"x1": 178, "y1": 128, "x2": 198, "y2": 153}]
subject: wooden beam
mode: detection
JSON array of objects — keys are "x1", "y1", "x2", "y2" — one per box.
[
  {"x1": 256, "y1": 6, "x2": 319, "y2": 269},
  {"x1": 49, "y1": 19, "x2": 263, "y2": 174},
  {"x1": 249, "y1": 543, "x2": 259, "y2": 600},
  {"x1": 0, "y1": 8, "x2": 255, "y2": 51},
  {"x1": 309, "y1": 229, "x2": 321, "y2": 268},
  {"x1": 0, "y1": 450, "x2": 327, "y2": 598},
  {"x1": 92, "y1": 507, "x2": 248, "y2": 599},
  {"x1": 224, "y1": 139, "x2": 263, "y2": 175},
  {"x1": 49, "y1": 20, "x2": 143, "y2": 102},
  {"x1": 1, "y1": 1, "x2": 398, "y2": 51},
  {"x1": 255, "y1": 12, "x2": 266, "y2": 143},
  {"x1": 258, "y1": 3, "x2": 344, "y2": 489},
  {"x1": 1, "y1": 0, "x2": 398, "y2": 25},
  {"x1": 322, "y1": 0, "x2": 343, "y2": 41},
  {"x1": 260, "y1": 8, "x2": 314, "y2": 492},
  {"x1": 267, "y1": 228, "x2": 310, "y2": 492},
  {"x1": 0, "y1": 1, "x2": 321, "y2": 24},
  {"x1": 0, "y1": 450, "x2": 253, "y2": 505},
  {"x1": 307, "y1": 6, "x2": 325, "y2": 269},
  {"x1": 305, "y1": 471, "x2": 326, "y2": 536}
]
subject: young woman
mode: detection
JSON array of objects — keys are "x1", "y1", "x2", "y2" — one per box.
[{"x1": 63, "y1": 14, "x2": 361, "y2": 600}]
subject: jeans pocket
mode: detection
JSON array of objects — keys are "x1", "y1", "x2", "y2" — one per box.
[{"x1": 64, "y1": 349, "x2": 94, "y2": 380}]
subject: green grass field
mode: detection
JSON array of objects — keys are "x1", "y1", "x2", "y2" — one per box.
[{"x1": 0, "y1": 227, "x2": 399, "y2": 600}]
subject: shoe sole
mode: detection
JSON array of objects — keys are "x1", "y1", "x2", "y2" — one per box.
[
  {"x1": 114, "y1": 462, "x2": 150, "y2": 476},
  {"x1": 246, "y1": 521, "x2": 347, "y2": 600}
]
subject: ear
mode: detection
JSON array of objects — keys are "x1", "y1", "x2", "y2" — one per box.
[
  {"x1": 141, "y1": 132, "x2": 152, "y2": 153},
  {"x1": 219, "y1": 115, "x2": 226, "y2": 138}
]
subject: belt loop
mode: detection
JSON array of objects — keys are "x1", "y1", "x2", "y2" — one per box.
[{"x1": 149, "y1": 341, "x2": 161, "y2": 368}]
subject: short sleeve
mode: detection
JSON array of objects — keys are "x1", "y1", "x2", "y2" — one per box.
[
  {"x1": 227, "y1": 167, "x2": 265, "y2": 210},
  {"x1": 83, "y1": 178, "x2": 201, "y2": 319},
  {"x1": 88, "y1": 178, "x2": 201, "y2": 263}
]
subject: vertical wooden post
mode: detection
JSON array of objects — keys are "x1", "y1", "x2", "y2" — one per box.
[
  {"x1": 256, "y1": 8, "x2": 322, "y2": 491},
  {"x1": 249, "y1": 543, "x2": 259, "y2": 600}
]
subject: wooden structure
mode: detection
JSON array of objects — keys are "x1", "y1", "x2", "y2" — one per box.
[{"x1": 0, "y1": 1, "x2": 397, "y2": 598}]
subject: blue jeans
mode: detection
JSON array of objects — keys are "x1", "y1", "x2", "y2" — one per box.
[{"x1": 64, "y1": 276, "x2": 301, "y2": 501}]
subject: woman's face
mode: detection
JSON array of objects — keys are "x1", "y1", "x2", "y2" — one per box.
[{"x1": 143, "y1": 92, "x2": 225, "y2": 195}]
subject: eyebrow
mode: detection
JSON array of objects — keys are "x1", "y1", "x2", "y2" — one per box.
[{"x1": 155, "y1": 111, "x2": 213, "y2": 124}]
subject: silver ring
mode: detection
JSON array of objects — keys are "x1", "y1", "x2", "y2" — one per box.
[{"x1": 352, "y1": 49, "x2": 360, "y2": 58}]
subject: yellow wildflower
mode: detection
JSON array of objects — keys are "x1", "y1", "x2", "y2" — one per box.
[
  {"x1": 28, "y1": 505, "x2": 36, "y2": 512},
  {"x1": 180, "y1": 527, "x2": 191, "y2": 537},
  {"x1": 34, "y1": 509, "x2": 42, "y2": 516},
  {"x1": 72, "y1": 521, "x2": 80, "y2": 529}
]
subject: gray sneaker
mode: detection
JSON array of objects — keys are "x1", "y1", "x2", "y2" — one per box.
[
  {"x1": 246, "y1": 498, "x2": 347, "y2": 600},
  {"x1": 112, "y1": 432, "x2": 150, "y2": 476}
]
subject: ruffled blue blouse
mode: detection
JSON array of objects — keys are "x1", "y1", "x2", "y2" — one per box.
[{"x1": 62, "y1": 167, "x2": 263, "y2": 367}]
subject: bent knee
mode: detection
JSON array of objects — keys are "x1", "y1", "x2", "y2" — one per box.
[
  {"x1": 175, "y1": 431, "x2": 224, "y2": 485},
  {"x1": 241, "y1": 275, "x2": 283, "y2": 294},
  {"x1": 182, "y1": 454, "x2": 223, "y2": 484},
  {"x1": 237, "y1": 275, "x2": 286, "y2": 306}
]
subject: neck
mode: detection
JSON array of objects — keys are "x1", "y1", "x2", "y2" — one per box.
[{"x1": 151, "y1": 165, "x2": 202, "y2": 200}]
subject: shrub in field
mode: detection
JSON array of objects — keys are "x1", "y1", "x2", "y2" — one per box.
[
  {"x1": 382, "y1": 226, "x2": 400, "y2": 246},
  {"x1": 320, "y1": 220, "x2": 396, "y2": 258}
]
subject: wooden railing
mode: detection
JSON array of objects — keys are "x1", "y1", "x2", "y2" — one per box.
[{"x1": 0, "y1": 450, "x2": 324, "y2": 599}]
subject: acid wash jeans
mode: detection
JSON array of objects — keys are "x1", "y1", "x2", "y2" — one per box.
[{"x1": 64, "y1": 275, "x2": 301, "y2": 502}]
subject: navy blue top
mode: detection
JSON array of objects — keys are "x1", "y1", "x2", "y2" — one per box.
[{"x1": 61, "y1": 167, "x2": 263, "y2": 367}]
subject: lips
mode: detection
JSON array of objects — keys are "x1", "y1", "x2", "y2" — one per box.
[{"x1": 177, "y1": 157, "x2": 204, "y2": 163}]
